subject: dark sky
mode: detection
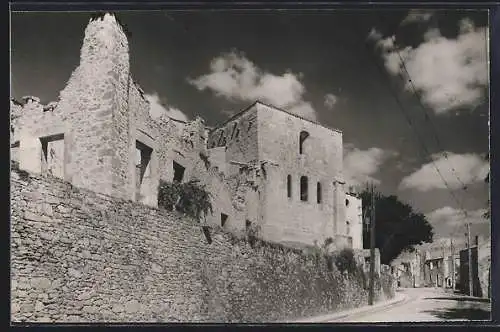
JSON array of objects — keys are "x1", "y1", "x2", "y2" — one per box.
[{"x1": 10, "y1": 9, "x2": 491, "y2": 243}]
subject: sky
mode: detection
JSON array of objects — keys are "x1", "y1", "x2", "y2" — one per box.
[{"x1": 10, "y1": 8, "x2": 491, "y2": 245}]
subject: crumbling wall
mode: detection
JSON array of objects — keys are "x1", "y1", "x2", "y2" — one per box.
[
  {"x1": 207, "y1": 105, "x2": 260, "y2": 174},
  {"x1": 15, "y1": 14, "x2": 132, "y2": 200},
  {"x1": 10, "y1": 99, "x2": 23, "y2": 161},
  {"x1": 16, "y1": 97, "x2": 69, "y2": 181},
  {"x1": 10, "y1": 165, "x2": 394, "y2": 323}
]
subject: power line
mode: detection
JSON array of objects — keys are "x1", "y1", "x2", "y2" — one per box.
[
  {"x1": 355, "y1": 23, "x2": 473, "y2": 241},
  {"x1": 386, "y1": 22, "x2": 491, "y2": 248},
  {"x1": 395, "y1": 51, "x2": 470, "y2": 193},
  {"x1": 383, "y1": 15, "x2": 472, "y2": 196},
  {"x1": 363, "y1": 41, "x2": 466, "y2": 212}
]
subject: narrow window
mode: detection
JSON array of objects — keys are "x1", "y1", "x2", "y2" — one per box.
[
  {"x1": 136, "y1": 142, "x2": 152, "y2": 178},
  {"x1": 230, "y1": 122, "x2": 238, "y2": 140},
  {"x1": 346, "y1": 198, "x2": 350, "y2": 206},
  {"x1": 41, "y1": 139, "x2": 48, "y2": 174},
  {"x1": 317, "y1": 182, "x2": 322, "y2": 204},
  {"x1": 221, "y1": 213, "x2": 228, "y2": 227},
  {"x1": 300, "y1": 176, "x2": 308, "y2": 201},
  {"x1": 246, "y1": 219, "x2": 251, "y2": 230},
  {"x1": 235, "y1": 127, "x2": 240, "y2": 139},
  {"x1": 299, "y1": 131, "x2": 310, "y2": 154},
  {"x1": 346, "y1": 221, "x2": 350, "y2": 235},
  {"x1": 217, "y1": 131, "x2": 225, "y2": 146},
  {"x1": 287, "y1": 175, "x2": 292, "y2": 198},
  {"x1": 173, "y1": 161, "x2": 185, "y2": 183},
  {"x1": 135, "y1": 140, "x2": 153, "y2": 202}
]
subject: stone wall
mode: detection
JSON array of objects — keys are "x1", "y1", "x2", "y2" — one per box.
[
  {"x1": 10, "y1": 164, "x2": 394, "y2": 323},
  {"x1": 477, "y1": 241, "x2": 491, "y2": 299}
]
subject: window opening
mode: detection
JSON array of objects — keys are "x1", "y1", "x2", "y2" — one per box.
[{"x1": 300, "y1": 176, "x2": 308, "y2": 201}]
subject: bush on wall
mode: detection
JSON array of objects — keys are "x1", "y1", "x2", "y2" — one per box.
[
  {"x1": 158, "y1": 179, "x2": 213, "y2": 222},
  {"x1": 334, "y1": 248, "x2": 358, "y2": 275}
]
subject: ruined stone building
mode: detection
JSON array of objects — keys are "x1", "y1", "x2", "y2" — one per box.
[{"x1": 10, "y1": 13, "x2": 362, "y2": 251}]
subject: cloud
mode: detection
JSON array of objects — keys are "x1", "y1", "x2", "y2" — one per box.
[
  {"x1": 425, "y1": 206, "x2": 489, "y2": 240},
  {"x1": 144, "y1": 92, "x2": 189, "y2": 122},
  {"x1": 426, "y1": 206, "x2": 488, "y2": 227},
  {"x1": 343, "y1": 146, "x2": 396, "y2": 188},
  {"x1": 400, "y1": 9, "x2": 435, "y2": 26},
  {"x1": 399, "y1": 152, "x2": 490, "y2": 191},
  {"x1": 367, "y1": 28, "x2": 383, "y2": 43},
  {"x1": 370, "y1": 18, "x2": 488, "y2": 114},
  {"x1": 188, "y1": 51, "x2": 317, "y2": 120},
  {"x1": 324, "y1": 93, "x2": 338, "y2": 110}
]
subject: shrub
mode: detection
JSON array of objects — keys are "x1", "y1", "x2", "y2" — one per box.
[
  {"x1": 158, "y1": 179, "x2": 213, "y2": 222},
  {"x1": 334, "y1": 248, "x2": 357, "y2": 275},
  {"x1": 246, "y1": 221, "x2": 261, "y2": 247}
]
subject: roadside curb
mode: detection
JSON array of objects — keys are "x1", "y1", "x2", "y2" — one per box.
[{"x1": 290, "y1": 292, "x2": 408, "y2": 323}]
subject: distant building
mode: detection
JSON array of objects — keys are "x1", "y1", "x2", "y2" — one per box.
[
  {"x1": 422, "y1": 244, "x2": 458, "y2": 288},
  {"x1": 391, "y1": 250, "x2": 424, "y2": 288}
]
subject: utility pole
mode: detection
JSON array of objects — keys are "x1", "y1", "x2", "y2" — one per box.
[
  {"x1": 442, "y1": 245, "x2": 446, "y2": 289},
  {"x1": 451, "y1": 238, "x2": 455, "y2": 291},
  {"x1": 368, "y1": 182, "x2": 376, "y2": 306},
  {"x1": 466, "y1": 222, "x2": 474, "y2": 296}
]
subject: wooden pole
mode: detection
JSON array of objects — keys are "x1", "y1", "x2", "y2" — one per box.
[
  {"x1": 467, "y1": 222, "x2": 473, "y2": 296},
  {"x1": 441, "y1": 246, "x2": 447, "y2": 289},
  {"x1": 451, "y1": 238, "x2": 455, "y2": 291},
  {"x1": 368, "y1": 183, "x2": 376, "y2": 305}
]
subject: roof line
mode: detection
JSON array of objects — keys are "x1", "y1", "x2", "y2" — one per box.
[
  {"x1": 209, "y1": 100, "x2": 342, "y2": 134},
  {"x1": 166, "y1": 116, "x2": 212, "y2": 131},
  {"x1": 256, "y1": 101, "x2": 342, "y2": 134},
  {"x1": 209, "y1": 101, "x2": 259, "y2": 133}
]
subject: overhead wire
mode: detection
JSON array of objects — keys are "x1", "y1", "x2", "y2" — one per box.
[
  {"x1": 382, "y1": 17, "x2": 490, "y2": 241},
  {"x1": 353, "y1": 18, "x2": 474, "y2": 243}
]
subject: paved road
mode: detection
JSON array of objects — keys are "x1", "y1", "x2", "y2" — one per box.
[{"x1": 334, "y1": 287, "x2": 491, "y2": 322}]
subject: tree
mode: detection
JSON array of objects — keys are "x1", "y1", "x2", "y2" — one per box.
[{"x1": 359, "y1": 188, "x2": 434, "y2": 265}]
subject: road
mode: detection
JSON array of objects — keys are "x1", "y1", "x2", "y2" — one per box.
[{"x1": 333, "y1": 287, "x2": 491, "y2": 322}]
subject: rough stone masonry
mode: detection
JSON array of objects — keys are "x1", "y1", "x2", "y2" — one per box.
[{"x1": 11, "y1": 165, "x2": 394, "y2": 322}]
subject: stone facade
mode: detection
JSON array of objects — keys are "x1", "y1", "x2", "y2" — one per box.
[
  {"x1": 345, "y1": 193, "x2": 363, "y2": 250},
  {"x1": 10, "y1": 166, "x2": 394, "y2": 322},
  {"x1": 11, "y1": 13, "x2": 361, "y2": 249}
]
